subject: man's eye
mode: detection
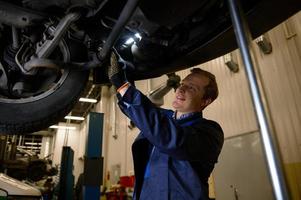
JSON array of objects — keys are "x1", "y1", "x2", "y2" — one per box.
[{"x1": 189, "y1": 86, "x2": 196, "y2": 91}]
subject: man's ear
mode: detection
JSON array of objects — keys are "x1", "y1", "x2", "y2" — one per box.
[{"x1": 200, "y1": 98, "x2": 212, "y2": 110}]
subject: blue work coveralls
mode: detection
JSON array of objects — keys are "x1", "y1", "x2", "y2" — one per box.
[{"x1": 117, "y1": 86, "x2": 224, "y2": 200}]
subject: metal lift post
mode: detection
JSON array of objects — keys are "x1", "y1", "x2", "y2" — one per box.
[
  {"x1": 83, "y1": 112, "x2": 104, "y2": 200},
  {"x1": 227, "y1": 0, "x2": 290, "y2": 199}
]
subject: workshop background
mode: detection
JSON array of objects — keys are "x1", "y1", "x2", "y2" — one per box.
[
  {"x1": 1, "y1": 11, "x2": 300, "y2": 200},
  {"x1": 50, "y1": 11, "x2": 301, "y2": 199}
]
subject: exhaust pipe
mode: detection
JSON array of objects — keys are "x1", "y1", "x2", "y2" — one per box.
[{"x1": 0, "y1": 1, "x2": 46, "y2": 28}]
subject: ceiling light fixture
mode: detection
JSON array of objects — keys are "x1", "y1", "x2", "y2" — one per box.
[
  {"x1": 49, "y1": 125, "x2": 76, "y2": 130},
  {"x1": 65, "y1": 116, "x2": 85, "y2": 121},
  {"x1": 79, "y1": 97, "x2": 97, "y2": 103}
]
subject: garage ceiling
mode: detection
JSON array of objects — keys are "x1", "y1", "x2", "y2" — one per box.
[{"x1": 61, "y1": 78, "x2": 103, "y2": 124}]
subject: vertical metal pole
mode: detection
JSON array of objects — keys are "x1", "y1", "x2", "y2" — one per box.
[
  {"x1": 227, "y1": 0, "x2": 290, "y2": 199},
  {"x1": 58, "y1": 146, "x2": 75, "y2": 200},
  {"x1": 83, "y1": 112, "x2": 104, "y2": 200}
]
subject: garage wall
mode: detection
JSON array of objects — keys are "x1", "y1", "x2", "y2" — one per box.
[
  {"x1": 52, "y1": 123, "x2": 84, "y2": 183},
  {"x1": 91, "y1": 11, "x2": 301, "y2": 197},
  {"x1": 252, "y1": 12, "x2": 301, "y2": 199}
]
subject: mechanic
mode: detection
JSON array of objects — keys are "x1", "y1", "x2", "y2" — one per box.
[{"x1": 108, "y1": 51, "x2": 224, "y2": 200}]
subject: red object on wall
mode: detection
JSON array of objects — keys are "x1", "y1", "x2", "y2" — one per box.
[
  {"x1": 119, "y1": 175, "x2": 135, "y2": 188},
  {"x1": 106, "y1": 188, "x2": 127, "y2": 200}
]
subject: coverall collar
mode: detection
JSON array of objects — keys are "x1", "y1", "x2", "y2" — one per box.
[{"x1": 173, "y1": 111, "x2": 203, "y2": 120}]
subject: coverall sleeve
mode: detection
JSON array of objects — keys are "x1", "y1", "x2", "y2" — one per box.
[{"x1": 118, "y1": 86, "x2": 224, "y2": 161}]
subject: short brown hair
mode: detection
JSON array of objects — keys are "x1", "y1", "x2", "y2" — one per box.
[{"x1": 190, "y1": 68, "x2": 219, "y2": 101}]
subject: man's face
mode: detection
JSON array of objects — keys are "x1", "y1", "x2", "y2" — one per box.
[{"x1": 172, "y1": 73, "x2": 210, "y2": 114}]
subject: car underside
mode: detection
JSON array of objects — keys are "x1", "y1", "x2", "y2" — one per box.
[{"x1": 0, "y1": 0, "x2": 300, "y2": 134}]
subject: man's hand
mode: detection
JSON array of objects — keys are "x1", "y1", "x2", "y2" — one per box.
[{"x1": 108, "y1": 51, "x2": 128, "y2": 89}]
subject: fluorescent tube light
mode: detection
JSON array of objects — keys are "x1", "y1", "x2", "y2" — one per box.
[
  {"x1": 79, "y1": 97, "x2": 97, "y2": 103},
  {"x1": 65, "y1": 116, "x2": 85, "y2": 121},
  {"x1": 49, "y1": 125, "x2": 76, "y2": 130}
]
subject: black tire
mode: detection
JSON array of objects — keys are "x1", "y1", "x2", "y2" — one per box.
[
  {"x1": 0, "y1": 70, "x2": 89, "y2": 134},
  {"x1": 0, "y1": 40, "x2": 89, "y2": 134}
]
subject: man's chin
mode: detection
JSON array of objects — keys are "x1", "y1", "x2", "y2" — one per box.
[{"x1": 172, "y1": 102, "x2": 182, "y2": 110}]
